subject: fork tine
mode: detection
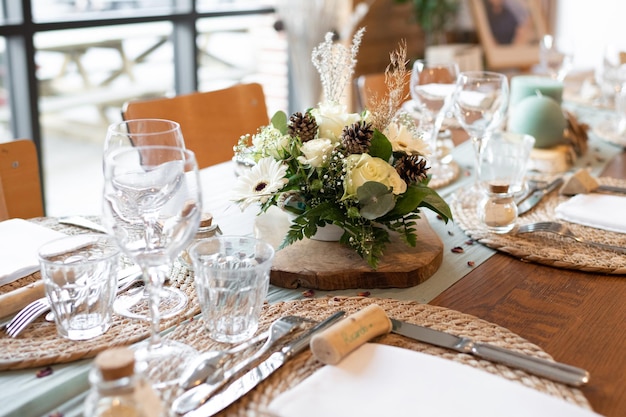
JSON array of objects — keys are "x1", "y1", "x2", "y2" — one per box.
[
  {"x1": 5, "y1": 302, "x2": 43, "y2": 334},
  {"x1": 5, "y1": 300, "x2": 50, "y2": 337},
  {"x1": 5, "y1": 301, "x2": 40, "y2": 331},
  {"x1": 7, "y1": 305, "x2": 50, "y2": 337}
]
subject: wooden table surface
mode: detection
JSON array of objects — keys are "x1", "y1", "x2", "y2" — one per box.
[{"x1": 430, "y1": 151, "x2": 626, "y2": 417}]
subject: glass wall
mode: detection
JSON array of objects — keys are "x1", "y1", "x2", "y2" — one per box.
[{"x1": 0, "y1": 0, "x2": 285, "y2": 215}]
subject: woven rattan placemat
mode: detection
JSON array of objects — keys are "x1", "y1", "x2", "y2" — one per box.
[
  {"x1": 0, "y1": 218, "x2": 200, "y2": 371},
  {"x1": 159, "y1": 296, "x2": 591, "y2": 415},
  {"x1": 452, "y1": 177, "x2": 626, "y2": 274}
]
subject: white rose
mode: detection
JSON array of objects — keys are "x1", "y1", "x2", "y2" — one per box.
[
  {"x1": 344, "y1": 153, "x2": 407, "y2": 197},
  {"x1": 383, "y1": 122, "x2": 430, "y2": 156},
  {"x1": 311, "y1": 102, "x2": 362, "y2": 142},
  {"x1": 297, "y1": 138, "x2": 335, "y2": 168}
]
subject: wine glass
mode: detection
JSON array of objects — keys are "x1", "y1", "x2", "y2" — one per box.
[
  {"x1": 451, "y1": 71, "x2": 509, "y2": 195},
  {"x1": 102, "y1": 145, "x2": 202, "y2": 387},
  {"x1": 410, "y1": 59, "x2": 459, "y2": 185},
  {"x1": 539, "y1": 34, "x2": 574, "y2": 81},
  {"x1": 103, "y1": 119, "x2": 186, "y2": 320}
]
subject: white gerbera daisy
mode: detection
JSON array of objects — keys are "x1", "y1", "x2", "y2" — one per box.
[{"x1": 231, "y1": 157, "x2": 288, "y2": 210}]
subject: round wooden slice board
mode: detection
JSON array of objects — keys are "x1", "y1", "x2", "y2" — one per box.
[{"x1": 270, "y1": 216, "x2": 443, "y2": 290}]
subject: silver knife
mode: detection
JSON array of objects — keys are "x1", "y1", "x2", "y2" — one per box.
[
  {"x1": 174, "y1": 310, "x2": 346, "y2": 416},
  {"x1": 308, "y1": 305, "x2": 589, "y2": 388},
  {"x1": 518, "y1": 177, "x2": 564, "y2": 215},
  {"x1": 390, "y1": 318, "x2": 589, "y2": 387}
]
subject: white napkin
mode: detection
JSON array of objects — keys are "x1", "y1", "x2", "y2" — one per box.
[
  {"x1": 555, "y1": 194, "x2": 626, "y2": 233},
  {"x1": 268, "y1": 343, "x2": 600, "y2": 417},
  {"x1": 0, "y1": 219, "x2": 65, "y2": 286}
]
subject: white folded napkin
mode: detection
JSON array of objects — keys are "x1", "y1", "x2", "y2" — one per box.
[
  {"x1": 555, "y1": 194, "x2": 626, "y2": 233},
  {"x1": 268, "y1": 343, "x2": 600, "y2": 417},
  {"x1": 0, "y1": 219, "x2": 65, "y2": 286}
]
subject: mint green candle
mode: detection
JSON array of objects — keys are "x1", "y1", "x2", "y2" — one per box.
[
  {"x1": 509, "y1": 75, "x2": 564, "y2": 109},
  {"x1": 508, "y1": 94, "x2": 566, "y2": 148}
]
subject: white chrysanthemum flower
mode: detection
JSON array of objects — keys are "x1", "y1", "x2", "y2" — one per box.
[
  {"x1": 383, "y1": 121, "x2": 431, "y2": 156},
  {"x1": 231, "y1": 157, "x2": 288, "y2": 210}
]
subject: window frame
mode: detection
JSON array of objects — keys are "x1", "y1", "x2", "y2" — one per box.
[{"x1": 0, "y1": 1, "x2": 274, "y2": 213}]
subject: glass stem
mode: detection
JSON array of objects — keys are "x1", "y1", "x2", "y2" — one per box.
[
  {"x1": 430, "y1": 110, "x2": 446, "y2": 168},
  {"x1": 472, "y1": 132, "x2": 491, "y2": 187},
  {"x1": 143, "y1": 265, "x2": 166, "y2": 350}
]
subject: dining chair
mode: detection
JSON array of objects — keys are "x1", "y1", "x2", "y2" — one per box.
[
  {"x1": 122, "y1": 82, "x2": 270, "y2": 169},
  {"x1": 0, "y1": 139, "x2": 44, "y2": 221},
  {"x1": 354, "y1": 72, "x2": 410, "y2": 112}
]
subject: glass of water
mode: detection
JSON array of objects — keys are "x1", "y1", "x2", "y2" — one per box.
[
  {"x1": 38, "y1": 234, "x2": 120, "y2": 340},
  {"x1": 190, "y1": 236, "x2": 275, "y2": 344}
]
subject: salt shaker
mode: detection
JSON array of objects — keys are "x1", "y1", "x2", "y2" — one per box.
[
  {"x1": 479, "y1": 183, "x2": 517, "y2": 233},
  {"x1": 84, "y1": 347, "x2": 162, "y2": 417}
]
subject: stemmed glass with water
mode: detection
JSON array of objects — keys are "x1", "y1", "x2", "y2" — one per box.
[
  {"x1": 410, "y1": 59, "x2": 459, "y2": 184},
  {"x1": 102, "y1": 144, "x2": 202, "y2": 386},
  {"x1": 451, "y1": 71, "x2": 509, "y2": 195},
  {"x1": 539, "y1": 34, "x2": 574, "y2": 81},
  {"x1": 103, "y1": 119, "x2": 187, "y2": 320}
]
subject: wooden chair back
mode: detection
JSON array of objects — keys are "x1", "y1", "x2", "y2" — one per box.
[
  {"x1": 0, "y1": 139, "x2": 44, "y2": 220},
  {"x1": 355, "y1": 73, "x2": 410, "y2": 112},
  {"x1": 122, "y1": 83, "x2": 269, "y2": 169}
]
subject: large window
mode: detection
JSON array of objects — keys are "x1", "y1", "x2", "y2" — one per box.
[{"x1": 0, "y1": 0, "x2": 285, "y2": 215}]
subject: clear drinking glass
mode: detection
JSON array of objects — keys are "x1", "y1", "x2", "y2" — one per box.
[
  {"x1": 595, "y1": 44, "x2": 626, "y2": 107},
  {"x1": 190, "y1": 236, "x2": 275, "y2": 343},
  {"x1": 102, "y1": 145, "x2": 202, "y2": 387},
  {"x1": 103, "y1": 119, "x2": 186, "y2": 320},
  {"x1": 38, "y1": 234, "x2": 120, "y2": 340},
  {"x1": 451, "y1": 71, "x2": 509, "y2": 195},
  {"x1": 410, "y1": 59, "x2": 459, "y2": 184}
]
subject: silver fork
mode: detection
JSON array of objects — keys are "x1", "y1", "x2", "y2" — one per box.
[
  {"x1": 4, "y1": 298, "x2": 51, "y2": 337},
  {"x1": 4, "y1": 269, "x2": 144, "y2": 337},
  {"x1": 517, "y1": 221, "x2": 626, "y2": 254}
]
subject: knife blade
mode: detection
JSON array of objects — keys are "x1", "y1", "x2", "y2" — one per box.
[
  {"x1": 390, "y1": 318, "x2": 589, "y2": 387},
  {"x1": 309, "y1": 304, "x2": 589, "y2": 387},
  {"x1": 58, "y1": 216, "x2": 108, "y2": 234},
  {"x1": 518, "y1": 177, "x2": 564, "y2": 215},
  {"x1": 174, "y1": 310, "x2": 345, "y2": 416}
]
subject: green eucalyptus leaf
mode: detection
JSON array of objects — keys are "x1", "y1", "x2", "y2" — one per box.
[
  {"x1": 271, "y1": 111, "x2": 288, "y2": 135},
  {"x1": 357, "y1": 181, "x2": 394, "y2": 219}
]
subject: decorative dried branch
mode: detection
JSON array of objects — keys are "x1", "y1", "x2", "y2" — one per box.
[
  {"x1": 369, "y1": 40, "x2": 410, "y2": 131},
  {"x1": 312, "y1": 27, "x2": 366, "y2": 104}
]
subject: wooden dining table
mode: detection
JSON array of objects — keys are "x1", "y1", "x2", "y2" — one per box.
[
  {"x1": 0, "y1": 96, "x2": 624, "y2": 417},
  {"x1": 429, "y1": 129, "x2": 626, "y2": 417}
]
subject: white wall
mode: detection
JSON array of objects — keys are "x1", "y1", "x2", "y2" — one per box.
[{"x1": 554, "y1": 0, "x2": 626, "y2": 71}]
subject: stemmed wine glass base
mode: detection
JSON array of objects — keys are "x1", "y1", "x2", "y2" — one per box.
[
  {"x1": 134, "y1": 339, "x2": 199, "y2": 389},
  {"x1": 114, "y1": 286, "x2": 188, "y2": 321},
  {"x1": 429, "y1": 160, "x2": 460, "y2": 189}
]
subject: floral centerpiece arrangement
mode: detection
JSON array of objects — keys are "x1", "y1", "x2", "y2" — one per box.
[{"x1": 232, "y1": 28, "x2": 452, "y2": 269}]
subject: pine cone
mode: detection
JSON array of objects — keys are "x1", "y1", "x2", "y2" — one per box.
[
  {"x1": 288, "y1": 112, "x2": 318, "y2": 142},
  {"x1": 395, "y1": 154, "x2": 429, "y2": 184},
  {"x1": 342, "y1": 121, "x2": 373, "y2": 154},
  {"x1": 563, "y1": 110, "x2": 589, "y2": 157}
]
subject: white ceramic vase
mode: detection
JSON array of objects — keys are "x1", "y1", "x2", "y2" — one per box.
[{"x1": 311, "y1": 223, "x2": 343, "y2": 242}]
